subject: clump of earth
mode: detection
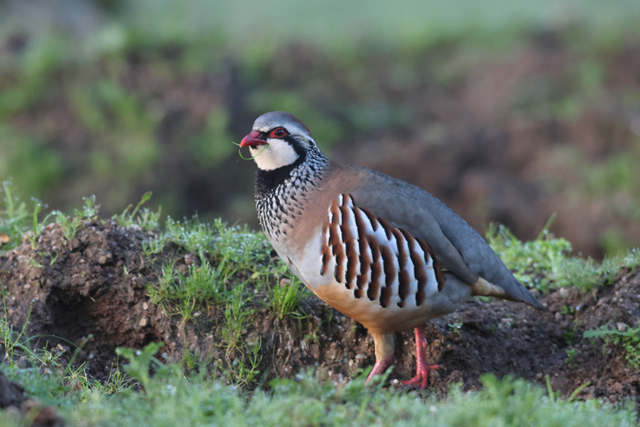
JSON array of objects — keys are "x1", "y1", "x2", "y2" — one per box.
[{"x1": 1, "y1": 220, "x2": 639, "y2": 415}]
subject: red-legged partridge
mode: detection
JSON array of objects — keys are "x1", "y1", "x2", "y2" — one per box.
[{"x1": 240, "y1": 111, "x2": 543, "y2": 389}]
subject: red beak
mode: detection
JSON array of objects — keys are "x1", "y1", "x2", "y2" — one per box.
[{"x1": 240, "y1": 131, "x2": 268, "y2": 147}]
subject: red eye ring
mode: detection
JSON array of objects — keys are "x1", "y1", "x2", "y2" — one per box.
[{"x1": 269, "y1": 127, "x2": 288, "y2": 138}]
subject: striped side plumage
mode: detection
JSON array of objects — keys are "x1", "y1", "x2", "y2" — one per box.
[{"x1": 320, "y1": 194, "x2": 445, "y2": 309}]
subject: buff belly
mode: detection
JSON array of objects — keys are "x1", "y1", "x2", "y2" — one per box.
[{"x1": 308, "y1": 275, "x2": 472, "y2": 335}]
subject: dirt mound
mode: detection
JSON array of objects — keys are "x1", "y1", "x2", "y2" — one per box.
[
  {"x1": 1, "y1": 221, "x2": 639, "y2": 409},
  {"x1": 1, "y1": 221, "x2": 166, "y2": 379}
]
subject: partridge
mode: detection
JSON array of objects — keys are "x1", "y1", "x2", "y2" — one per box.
[{"x1": 240, "y1": 111, "x2": 543, "y2": 389}]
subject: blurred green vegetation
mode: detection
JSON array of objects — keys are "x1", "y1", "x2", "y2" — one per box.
[
  {"x1": 487, "y1": 219, "x2": 640, "y2": 292},
  {"x1": 0, "y1": 0, "x2": 639, "y2": 256},
  {"x1": 122, "y1": 0, "x2": 640, "y2": 49}
]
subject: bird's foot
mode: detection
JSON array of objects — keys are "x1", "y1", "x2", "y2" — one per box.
[
  {"x1": 401, "y1": 364, "x2": 441, "y2": 390},
  {"x1": 365, "y1": 353, "x2": 394, "y2": 386},
  {"x1": 402, "y1": 324, "x2": 440, "y2": 390}
]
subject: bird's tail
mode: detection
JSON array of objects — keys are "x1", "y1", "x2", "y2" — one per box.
[{"x1": 471, "y1": 277, "x2": 544, "y2": 310}]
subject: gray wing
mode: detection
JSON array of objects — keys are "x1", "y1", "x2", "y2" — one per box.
[{"x1": 347, "y1": 165, "x2": 543, "y2": 309}]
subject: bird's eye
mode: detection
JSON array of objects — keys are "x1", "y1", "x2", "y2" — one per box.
[{"x1": 269, "y1": 127, "x2": 288, "y2": 138}]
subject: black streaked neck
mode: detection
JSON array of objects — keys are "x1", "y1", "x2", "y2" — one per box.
[
  {"x1": 254, "y1": 147, "x2": 329, "y2": 241},
  {"x1": 254, "y1": 148, "x2": 328, "y2": 198}
]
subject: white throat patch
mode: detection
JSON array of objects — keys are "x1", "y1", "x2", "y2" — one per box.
[{"x1": 251, "y1": 138, "x2": 299, "y2": 171}]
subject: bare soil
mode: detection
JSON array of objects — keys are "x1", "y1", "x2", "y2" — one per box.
[{"x1": 1, "y1": 220, "x2": 639, "y2": 415}]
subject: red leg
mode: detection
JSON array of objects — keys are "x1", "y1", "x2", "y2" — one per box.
[
  {"x1": 365, "y1": 352, "x2": 394, "y2": 386},
  {"x1": 402, "y1": 324, "x2": 440, "y2": 390}
]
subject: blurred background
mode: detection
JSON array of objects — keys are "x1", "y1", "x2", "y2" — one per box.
[{"x1": 0, "y1": 0, "x2": 639, "y2": 258}]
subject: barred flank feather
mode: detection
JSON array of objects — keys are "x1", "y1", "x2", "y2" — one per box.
[{"x1": 321, "y1": 194, "x2": 445, "y2": 309}]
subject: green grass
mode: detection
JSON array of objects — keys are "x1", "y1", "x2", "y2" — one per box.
[
  {"x1": 0, "y1": 180, "x2": 30, "y2": 253},
  {"x1": 0, "y1": 180, "x2": 53, "y2": 251},
  {"x1": 486, "y1": 217, "x2": 640, "y2": 292},
  {"x1": 123, "y1": 0, "x2": 640, "y2": 50},
  {"x1": 0, "y1": 340, "x2": 637, "y2": 427},
  {"x1": 148, "y1": 259, "x2": 233, "y2": 320},
  {"x1": 269, "y1": 277, "x2": 307, "y2": 321},
  {"x1": 584, "y1": 323, "x2": 640, "y2": 369},
  {"x1": 145, "y1": 213, "x2": 303, "y2": 322},
  {"x1": 114, "y1": 191, "x2": 161, "y2": 231}
]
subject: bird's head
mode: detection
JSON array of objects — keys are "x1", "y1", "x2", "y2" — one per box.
[{"x1": 240, "y1": 111, "x2": 317, "y2": 171}]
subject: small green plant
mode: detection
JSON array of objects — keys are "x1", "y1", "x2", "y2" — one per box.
[
  {"x1": 181, "y1": 349, "x2": 198, "y2": 371},
  {"x1": 180, "y1": 349, "x2": 212, "y2": 372},
  {"x1": 304, "y1": 311, "x2": 333, "y2": 348},
  {"x1": 584, "y1": 323, "x2": 640, "y2": 368},
  {"x1": 221, "y1": 284, "x2": 252, "y2": 355},
  {"x1": 114, "y1": 191, "x2": 161, "y2": 232},
  {"x1": 148, "y1": 258, "x2": 234, "y2": 321},
  {"x1": 147, "y1": 261, "x2": 177, "y2": 306},
  {"x1": 0, "y1": 180, "x2": 30, "y2": 252},
  {"x1": 1, "y1": 285, "x2": 35, "y2": 366},
  {"x1": 564, "y1": 348, "x2": 578, "y2": 366},
  {"x1": 36, "y1": 250, "x2": 60, "y2": 266},
  {"x1": 563, "y1": 328, "x2": 576, "y2": 345},
  {"x1": 448, "y1": 320, "x2": 464, "y2": 334},
  {"x1": 52, "y1": 194, "x2": 100, "y2": 242},
  {"x1": 545, "y1": 373, "x2": 591, "y2": 403},
  {"x1": 141, "y1": 235, "x2": 165, "y2": 259},
  {"x1": 210, "y1": 219, "x2": 273, "y2": 271},
  {"x1": 97, "y1": 367, "x2": 136, "y2": 395},
  {"x1": 76, "y1": 195, "x2": 100, "y2": 220},
  {"x1": 225, "y1": 338, "x2": 263, "y2": 387},
  {"x1": 54, "y1": 210, "x2": 82, "y2": 241},
  {"x1": 27, "y1": 257, "x2": 44, "y2": 268},
  {"x1": 180, "y1": 258, "x2": 234, "y2": 305},
  {"x1": 165, "y1": 216, "x2": 214, "y2": 254},
  {"x1": 269, "y1": 278, "x2": 307, "y2": 320},
  {"x1": 23, "y1": 198, "x2": 54, "y2": 250},
  {"x1": 116, "y1": 342, "x2": 165, "y2": 392}
]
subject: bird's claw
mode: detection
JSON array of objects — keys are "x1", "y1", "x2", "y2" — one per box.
[
  {"x1": 401, "y1": 325, "x2": 441, "y2": 390},
  {"x1": 401, "y1": 364, "x2": 441, "y2": 390},
  {"x1": 365, "y1": 353, "x2": 394, "y2": 386}
]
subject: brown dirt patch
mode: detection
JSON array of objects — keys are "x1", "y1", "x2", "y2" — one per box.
[{"x1": 1, "y1": 221, "x2": 639, "y2": 411}]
